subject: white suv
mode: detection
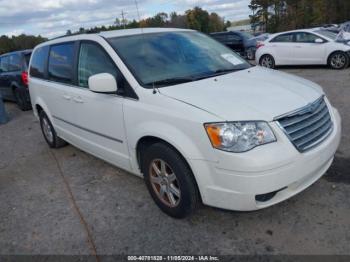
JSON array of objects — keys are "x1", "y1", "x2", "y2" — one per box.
[{"x1": 29, "y1": 28, "x2": 341, "y2": 218}]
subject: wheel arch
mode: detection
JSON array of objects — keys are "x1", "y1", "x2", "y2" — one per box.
[
  {"x1": 135, "y1": 135, "x2": 203, "y2": 202},
  {"x1": 33, "y1": 98, "x2": 52, "y2": 121},
  {"x1": 327, "y1": 50, "x2": 348, "y2": 64},
  {"x1": 259, "y1": 53, "x2": 275, "y2": 64},
  {"x1": 136, "y1": 136, "x2": 183, "y2": 172}
]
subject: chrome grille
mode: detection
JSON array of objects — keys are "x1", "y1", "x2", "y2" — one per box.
[{"x1": 276, "y1": 96, "x2": 333, "y2": 152}]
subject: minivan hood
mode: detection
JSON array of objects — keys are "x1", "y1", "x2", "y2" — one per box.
[{"x1": 159, "y1": 66, "x2": 323, "y2": 121}]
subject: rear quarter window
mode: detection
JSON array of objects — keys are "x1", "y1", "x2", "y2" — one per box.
[
  {"x1": 0, "y1": 56, "x2": 9, "y2": 72},
  {"x1": 24, "y1": 53, "x2": 32, "y2": 67},
  {"x1": 8, "y1": 54, "x2": 22, "y2": 71},
  {"x1": 30, "y1": 46, "x2": 49, "y2": 79}
]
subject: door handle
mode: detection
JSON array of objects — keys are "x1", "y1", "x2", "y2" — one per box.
[
  {"x1": 63, "y1": 94, "x2": 71, "y2": 100},
  {"x1": 73, "y1": 96, "x2": 84, "y2": 103}
]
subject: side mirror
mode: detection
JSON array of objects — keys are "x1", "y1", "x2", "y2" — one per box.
[
  {"x1": 315, "y1": 38, "x2": 324, "y2": 43},
  {"x1": 88, "y1": 73, "x2": 117, "y2": 93}
]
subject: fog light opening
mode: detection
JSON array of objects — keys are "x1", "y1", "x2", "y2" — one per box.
[{"x1": 255, "y1": 187, "x2": 287, "y2": 202}]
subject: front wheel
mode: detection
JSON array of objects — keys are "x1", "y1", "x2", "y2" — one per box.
[
  {"x1": 328, "y1": 51, "x2": 349, "y2": 70},
  {"x1": 259, "y1": 54, "x2": 275, "y2": 69},
  {"x1": 141, "y1": 143, "x2": 200, "y2": 218}
]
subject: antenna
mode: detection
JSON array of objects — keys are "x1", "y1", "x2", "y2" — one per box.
[{"x1": 134, "y1": 0, "x2": 144, "y2": 34}]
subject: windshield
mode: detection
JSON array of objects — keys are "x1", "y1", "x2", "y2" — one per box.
[
  {"x1": 315, "y1": 30, "x2": 337, "y2": 40},
  {"x1": 108, "y1": 31, "x2": 250, "y2": 88}
]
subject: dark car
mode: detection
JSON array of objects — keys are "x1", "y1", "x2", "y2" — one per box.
[
  {"x1": 210, "y1": 31, "x2": 258, "y2": 60},
  {"x1": 0, "y1": 50, "x2": 32, "y2": 111}
]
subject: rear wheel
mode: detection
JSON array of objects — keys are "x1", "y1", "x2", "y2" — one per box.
[
  {"x1": 328, "y1": 51, "x2": 349, "y2": 69},
  {"x1": 14, "y1": 88, "x2": 31, "y2": 111},
  {"x1": 39, "y1": 110, "x2": 67, "y2": 148},
  {"x1": 246, "y1": 47, "x2": 255, "y2": 60},
  {"x1": 141, "y1": 143, "x2": 200, "y2": 218},
  {"x1": 259, "y1": 54, "x2": 275, "y2": 69}
]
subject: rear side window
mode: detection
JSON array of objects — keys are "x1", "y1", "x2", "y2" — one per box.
[
  {"x1": 30, "y1": 46, "x2": 49, "y2": 79},
  {"x1": 271, "y1": 33, "x2": 294, "y2": 43},
  {"x1": 48, "y1": 43, "x2": 74, "y2": 84},
  {"x1": 0, "y1": 56, "x2": 9, "y2": 72},
  {"x1": 78, "y1": 42, "x2": 117, "y2": 88},
  {"x1": 8, "y1": 54, "x2": 22, "y2": 71},
  {"x1": 295, "y1": 32, "x2": 319, "y2": 43}
]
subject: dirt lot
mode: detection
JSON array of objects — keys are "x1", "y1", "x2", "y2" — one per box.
[{"x1": 0, "y1": 66, "x2": 349, "y2": 257}]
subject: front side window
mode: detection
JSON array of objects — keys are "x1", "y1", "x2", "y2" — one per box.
[
  {"x1": 295, "y1": 32, "x2": 320, "y2": 43},
  {"x1": 48, "y1": 43, "x2": 74, "y2": 84},
  {"x1": 108, "y1": 31, "x2": 250, "y2": 88},
  {"x1": 78, "y1": 42, "x2": 117, "y2": 88},
  {"x1": 0, "y1": 56, "x2": 9, "y2": 72},
  {"x1": 30, "y1": 46, "x2": 49, "y2": 79},
  {"x1": 8, "y1": 54, "x2": 21, "y2": 71},
  {"x1": 271, "y1": 33, "x2": 294, "y2": 43}
]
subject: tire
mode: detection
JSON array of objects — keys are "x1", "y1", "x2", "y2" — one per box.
[
  {"x1": 39, "y1": 111, "x2": 67, "y2": 148},
  {"x1": 246, "y1": 47, "x2": 255, "y2": 60},
  {"x1": 141, "y1": 142, "x2": 200, "y2": 218},
  {"x1": 328, "y1": 51, "x2": 349, "y2": 70},
  {"x1": 259, "y1": 54, "x2": 275, "y2": 69},
  {"x1": 14, "y1": 88, "x2": 31, "y2": 111}
]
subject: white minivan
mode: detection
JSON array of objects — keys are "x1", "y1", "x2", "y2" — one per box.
[{"x1": 29, "y1": 28, "x2": 341, "y2": 218}]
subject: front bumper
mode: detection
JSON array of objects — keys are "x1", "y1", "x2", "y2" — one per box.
[{"x1": 190, "y1": 107, "x2": 341, "y2": 211}]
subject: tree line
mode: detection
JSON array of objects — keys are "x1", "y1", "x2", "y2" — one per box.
[
  {"x1": 67, "y1": 7, "x2": 231, "y2": 35},
  {"x1": 249, "y1": 0, "x2": 350, "y2": 33},
  {"x1": 0, "y1": 34, "x2": 47, "y2": 55},
  {"x1": 0, "y1": 7, "x2": 229, "y2": 55}
]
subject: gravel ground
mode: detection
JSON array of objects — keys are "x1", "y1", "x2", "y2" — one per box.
[{"x1": 0, "y1": 66, "x2": 349, "y2": 258}]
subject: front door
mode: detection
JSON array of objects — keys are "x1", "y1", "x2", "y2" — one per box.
[
  {"x1": 69, "y1": 41, "x2": 130, "y2": 170},
  {"x1": 292, "y1": 32, "x2": 326, "y2": 64}
]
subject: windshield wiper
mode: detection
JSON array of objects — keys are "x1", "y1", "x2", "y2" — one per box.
[
  {"x1": 195, "y1": 68, "x2": 241, "y2": 80},
  {"x1": 144, "y1": 77, "x2": 195, "y2": 88}
]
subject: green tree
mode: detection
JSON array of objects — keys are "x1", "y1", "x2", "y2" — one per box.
[
  {"x1": 209, "y1": 12, "x2": 225, "y2": 32},
  {"x1": 186, "y1": 7, "x2": 210, "y2": 33}
]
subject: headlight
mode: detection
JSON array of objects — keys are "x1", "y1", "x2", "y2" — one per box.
[{"x1": 204, "y1": 122, "x2": 276, "y2": 153}]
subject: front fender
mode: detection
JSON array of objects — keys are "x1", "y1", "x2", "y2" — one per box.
[{"x1": 131, "y1": 121, "x2": 208, "y2": 160}]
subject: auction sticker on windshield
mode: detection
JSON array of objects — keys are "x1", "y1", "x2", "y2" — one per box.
[{"x1": 221, "y1": 53, "x2": 244, "y2": 65}]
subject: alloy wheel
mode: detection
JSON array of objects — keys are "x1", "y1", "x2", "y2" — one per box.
[
  {"x1": 331, "y1": 54, "x2": 346, "y2": 69},
  {"x1": 149, "y1": 159, "x2": 181, "y2": 207},
  {"x1": 261, "y1": 56, "x2": 273, "y2": 68},
  {"x1": 247, "y1": 49, "x2": 254, "y2": 60}
]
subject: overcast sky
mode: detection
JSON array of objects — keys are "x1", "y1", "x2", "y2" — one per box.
[{"x1": 0, "y1": 0, "x2": 250, "y2": 39}]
